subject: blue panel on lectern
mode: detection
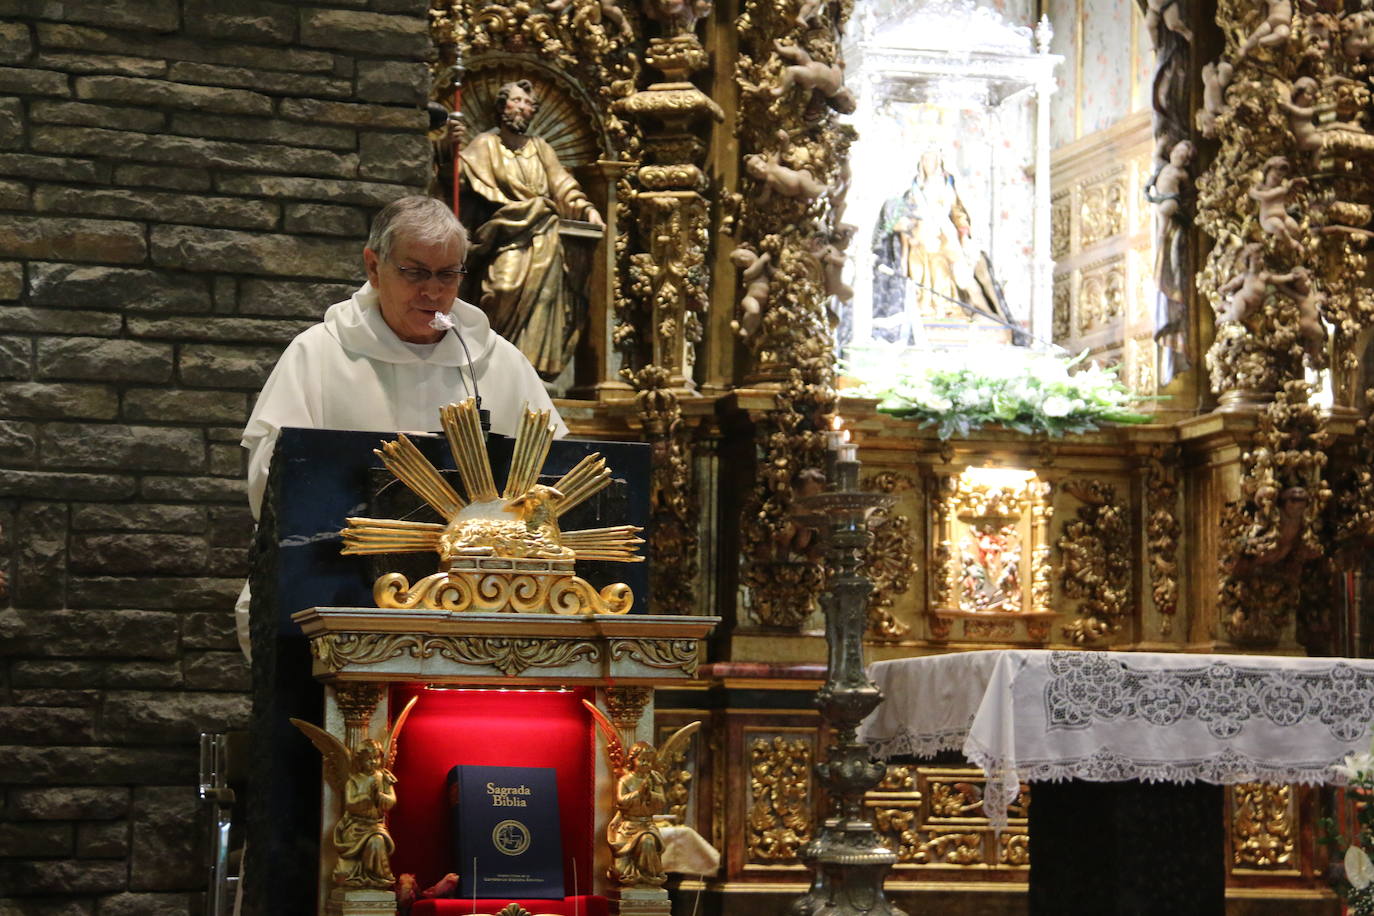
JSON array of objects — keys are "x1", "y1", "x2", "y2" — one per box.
[{"x1": 267, "y1": 426, "x2": 651, "y2": 634}]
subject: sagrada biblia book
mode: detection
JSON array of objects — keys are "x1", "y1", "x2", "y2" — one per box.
[{"x1": 447, "y1": 764, "x2": 565, "y2": 899}]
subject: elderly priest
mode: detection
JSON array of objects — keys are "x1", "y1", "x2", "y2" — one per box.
[{"x1": 235, "y1": 194, "x2": 567, "y2": 657}]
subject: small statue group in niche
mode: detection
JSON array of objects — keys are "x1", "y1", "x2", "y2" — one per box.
[
  {"x1": 868, "y1": 149, "x2": 1010, "y2": 343},
  {"x1": 585, "y1": 701, "x2": 701, "y2": 889},
  {"x1": 1249, "y1": 155, "x2": 1306, "y2": 252},
  {"x1": 457, "y1": 79, "x2": 604, "y2": 381}
]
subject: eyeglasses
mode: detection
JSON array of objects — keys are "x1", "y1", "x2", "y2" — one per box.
[{"x1": 389, "y1": 260, "x2": 466, "y2": 286}]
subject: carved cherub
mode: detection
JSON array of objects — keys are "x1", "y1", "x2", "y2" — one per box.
[
  {"x1": 1277, "y1": 77, "x2": 1367, "y2": 155},
  {"x1": 1145, "y1": 139, "x2": 1194, "y2": 222},
  {"x1": 1239, "y1": 0, "x2": 1293, "y2": 56},
  {"x1": 291, "y1": 697, "x2": 418, "y2": 890},
  {"x1": 641, "y1": 0, "x2": 712, "y2": 34},
  {"x1": 1197, "y1": 60, "x2": 1233, "y2": 137},
  {"x1": 1144, "y1": 0, "x2": 1194, "y2": 44},
  {"x1": 730, "y1": 247, "x2": 774, "y2": 338},
  {"x1": 743, "y1": 150, "x2": 826, "y2": 203},
  {"x1": 1343, "y1": 9, "x2": 1374, "y2": 63},
  {"x1": 794, "y1": 0, "x2": 826, "y2": 27},
  {"x1": 1270, "y1": 266, "x2": 1328, "y2": 364},
  {"x1": 810, "y1": 228, "x2": 854, "y2": 309},
  {"x1": 1249, "y1": 156, "x2": 1306, "y2": 251},
  {"x1": 547, "y1": 0, "x2": 634, "y2": 38},
  {"x1": 1216, "y1": 243, "x2": 1295, "y2": 324},
  {"x1": 584, "y1": 701, "x2": 701, "y2": 889},
  {"x1": 770, "y1": 40, "x2": 856, "y2": 114}
]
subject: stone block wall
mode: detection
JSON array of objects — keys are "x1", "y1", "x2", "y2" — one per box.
[{"x1": 0, "y1": 2, "x2": 433, "y2": 911}]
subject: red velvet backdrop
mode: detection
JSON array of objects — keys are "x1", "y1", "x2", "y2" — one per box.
[{"x1": 389, "y1": 686, "x2": 597, "y2": 898}]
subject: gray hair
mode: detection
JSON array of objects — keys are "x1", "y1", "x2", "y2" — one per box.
[
  {"x1": 367, "y1": 196, "x2": 468, "y2": 262},
  {"x1": 496, "y1": 79, "x2": 536, "y2": 114}
]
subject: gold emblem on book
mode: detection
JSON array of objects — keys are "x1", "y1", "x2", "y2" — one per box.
[
  {"x1": 341, "y1": 399, "x2": 644, "y2": 613},
  {"x1": 493, "y1": 819, "x2": 532, "y2": 856}
]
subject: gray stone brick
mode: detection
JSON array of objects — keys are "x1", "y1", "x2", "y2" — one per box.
[
  {"x1": 212, "y1": 276, "x2": 237, "y2": 310},
  {"x1": 299, "y1": 8, "x2": 431, "y2": 57},
  {"x1": 2, "y1": 607, "x2": 179, "y2": 657},
  {"x1": 0, "y1": 744, "x2": 196, "y2": 785},
  {"x1": 112, "y1": 163, "x2": 211, "y2": 192},
  {"x1": 355, "y1": 59, "x2": 428, "y2": 105},
  {"x1": 0, "y1": 859, "x2": 126, "y2": 896},
  {"x1": 0, "y1": 152, "x2": 101, "y2": 182},
  {"x1": 71, "y1": 503, "x2": 204, "y2": 533},
  {"x1": 207, "y1": 444, "x2": 243, "y2": 478},
  {"x1": 139, "y1": 475, "x2": 246, "y2": 502},
  {"x1": 32, "y1": 125, "x2": 359, "y2": 178},
  {"x1": 33, "y1": 185, "x2": 279, "y2": 231},
  {"x1": 180, "y1": 611, "x2": 238, "y2": 649},
  {"x1": 28, "y1": 263, "x2": 211, "y2": 313},
  {"x1": 29, "y1": 99, "x2": 165, "y2": 131},
  {"x1": 11, "y1": 659, "x2": 179, "y2": 691},
  {"x1": 0, "y1": 420, "x2": 36, "y2": 463},
  {"x1": 0, "y1": 179, "x2": 27, "y2": 210},
  {"x1": 10, "y1": 688, "x2": 101, "y2": 707},
  {"x1": 123, "y1": 388, "x2": 248, "y2": 424},
  {"x1": 0, "y1": 896, "x2": 93, "y2": 915},
  {"x1": 179, "y1": 343, "x2": 283, "y2": 388},
  {"x1": 0, "y1": 335, "x2": 29, "y2": 377},
  {"x1": 0, "y1": 65, "x2": 69, "y2": 96},
  {"x1": 74, "y1": 75, "x2": 271, "y2": 116},
  {"x1": 37, "y1": 23, "x2": 336, "y2": 74},
  {"x1": 0, "y1": 97, "x2": 22, "y2": 150},
  {"x1": 206, "y1": 426, "x2": 243, "y2": 442},
  {"x1": 0, "y1": 382, "x2": 119, "y2": 420},
  {"x1": 0, "y1": 308, "x2": 124, "y2": 336},
  {"x1": 0, "y1": 471, "x2": 137, "y2": 500},
  {"x1": 239, "y1": 277, "x2": 355, "y2": 318},
  {"x1": 13, "y1": 0, "x2": 179, "y2": 31},
  {"x1": 170, "y1": 111, "x2": 356, "y2": 150},
  {"x1": 99, "y1": 659, "x2": 184, "y2": 689},
  {"x1": 76, "y1": 821, "x2": 129, "y2": 858},
  {"x1": 167, "y1": 60, "x2": 351, "y2": 98},
  {"x1": 0, "y1": 260, "x2": 21, "y2": 299},
  {"x1": 94, "y1": 893, "x2": 194, "y2": 916},
  {"x1": 41, "y1": 423, "x2": 204, "y2": 472},
  {"x1": 0, "y1": 822, "x2": 72, "y2": 857},
  {"x1": 0, "y1": 216, "x2": 146, "y2": 264},
  {"x1": 371, "y1": 0, "x2": 431, "y2": 11},
  {"x1": 183, "y1": 651, "x2": 250, "y2": 691},
  {"x1": 66, "y1": 576, "x2": 240, "y2": 609},
  {"x1": 129, "y1": 786, "x2": 204, "y2": 891},
  {"x1": 13, "y1": 501, "x2": 66, "y2": 609},
  {"x1": 207, "y1": 505, "x2": 253, "y2": 546},
  {"x1": 104, "y1": 693, "x2": 249, "y2": 744},
  {"x1": 36, "y1": 338, "x2": 174, "y2": 382},
  {"x1": 149, "y1": 224, "x2": 361, "y2": 281},
  {"x1": 10, "y1": 786, "x2": 131, "y2": 821},
  {"x1": 183, "y1": 0, "x2": 295, "y2": 43},
  {"x1": 278, "y1": 96, "x2": 427, "y2": 130},
  {"x1": 0, "y1": 706, "x2": 95, "y2": 742},
  {"x1": 70, "y1": 533, "x2": 208, "y2": 575},
  {"x1": 360, "y1": 131, "x2": 432, "y2": 184},
  {"x1": 0, "y1": 21, "x2": 32, "y2": 64},
  {"x1": 216, "y1": 172, "x2": 414, "y2": 206},
  {"x1": 283, "y1": 202, "x2": 367, "y2": 237},
  {"x1": 31, "y1": 51, "x2": 168, "y2": 77},
  {"x1": 129, "y1": 316, "x2": 314, "y2": 344}
]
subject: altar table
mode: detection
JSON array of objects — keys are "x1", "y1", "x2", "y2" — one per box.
[{"x1": 859, "y1": 650, "x2": 1374, "y2": 914}]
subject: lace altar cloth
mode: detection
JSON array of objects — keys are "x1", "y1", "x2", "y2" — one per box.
[{"x1": 858, "y1": 649, "x2": 1374, "y2": 831}]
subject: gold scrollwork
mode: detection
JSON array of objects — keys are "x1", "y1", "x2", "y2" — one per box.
[
  {"x1": 1145, "y1": 444, "x2": 1181, "y2": 636},
  {"x1": 862, "y1": 472, "x2": 916, "y2": 640},
  {"x1": 314, "y1": 633, "x2": 417, "y2": 673},
  {"x1": 746, "y1": 735, "x2": 813, "y2": 862},
  {"x1": 872, "y1": 806, "x2": 921, "y2": 861},
  {"x1": 1231, "y1": 783, "x2": 1295, "y2": 869},
  {"x1": 913, "y1": 832, "x2": 984, "y2": 865},
  {"x1": 1057, "y1": 478, "x2": 1132, "y2": 644},
  {"x1": 373, "y1": 569, "x2": 632, "y2": 615},
  {"x1": 310, "y1": 632, "x2": 601, "y2": 677},
  {"x1": 610, "y1": 638, "x2": 701, "y2": 677},
  {"x1": 1079, "y1": 175, "x2": 1127, "y2": 248}
]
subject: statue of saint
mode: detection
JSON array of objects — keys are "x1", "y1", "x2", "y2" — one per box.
[
  {"x1": 869, "y1": 150, "x2": 1010, "y2": 343},
  {"x1": 459, "y1": 80, "x2": 605, "y2": 380}
]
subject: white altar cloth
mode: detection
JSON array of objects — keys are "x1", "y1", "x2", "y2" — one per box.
[{"x1": 859, "y1": 649, "x2": 1374, "y2": 830}]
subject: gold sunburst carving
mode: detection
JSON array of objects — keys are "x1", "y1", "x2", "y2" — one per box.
[{"x1": 340, "y1": 399, "x2": 643, "y2": 613}]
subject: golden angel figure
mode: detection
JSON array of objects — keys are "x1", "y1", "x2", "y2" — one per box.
[
  {"x1": 291, "y1": 697, "x2": 418, "y2": 888},
  {"x1": 584, "y1": 700, "x2": 700, "y2": 888}
]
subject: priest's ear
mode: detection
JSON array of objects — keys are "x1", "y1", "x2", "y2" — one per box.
[{"x1": 363, "y1": 247, "x2": 382, "y2": 288}]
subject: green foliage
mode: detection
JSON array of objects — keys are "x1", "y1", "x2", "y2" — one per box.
[{"x1": 845, "y1": 346, "x2": 1154, "y2": 440}]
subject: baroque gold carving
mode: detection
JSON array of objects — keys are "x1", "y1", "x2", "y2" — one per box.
[
  {"x1": 1145, "y1": 444, "x2": 1181, "y2": 636},
  {"x1": 1050, "y1": 193, "x2": 1071, "y2": 260},
  {"x1": 1232, "y1": 783, "x2": 1295, "y2": 869},
  {"x1": 1057, "y1": 478, "x2": 1132, "y2": 644},
  {"x1": 868, "y1": 767, "x2": 1029, "y2": 869},
  {"x1": 312, "y1": 632, "x2": 602, "y2": 677},
  {"x1": 1079, "y1": 174, "x2": 1128, "y2": 248},
  {"x1": 1052, "y1": 273, "x2": 1071, "y2": 342},
  {"x1": 862, "y1": 471, "x2": 916, "y2": 640},
  {"x1": 1219, "y1": 381, "x2": 1331, "y2": 646},
  {"x1": 373, "y1": 565, "x2": 633, "y2": 615},
  {"x1": 609, "y1": 638, "x2": 701, "y2": 676},
  {"x1": 746, "y1": 735, "x2": 813, "y2": 862}
]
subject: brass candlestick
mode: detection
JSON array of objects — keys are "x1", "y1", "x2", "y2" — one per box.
[{"x1": 788, "y1": 434, "x2": 906, "y2": 916}]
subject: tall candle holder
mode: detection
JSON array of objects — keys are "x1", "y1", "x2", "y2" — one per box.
[{"x1": 788, "y1": 431, "x2": 905, "y2": 916}]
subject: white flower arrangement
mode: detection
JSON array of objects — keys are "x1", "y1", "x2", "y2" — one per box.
[
  {"x1": 844, "y1": 344, "x2": 1153, "y2": 439},
  {"x1": 1325, "y1": 741, "x2": 1374, "y2": 914}
]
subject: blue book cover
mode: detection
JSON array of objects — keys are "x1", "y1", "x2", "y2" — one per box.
[{"x1": 447, "y1": 764, "x2": 565, "y2": 899}]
